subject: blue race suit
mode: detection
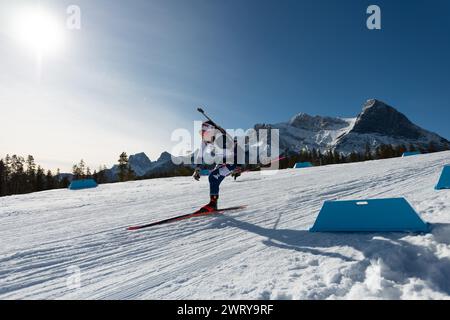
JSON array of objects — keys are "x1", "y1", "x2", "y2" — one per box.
[{"x1": 195, "y1": 138, "x2": 242, "y2": 196}]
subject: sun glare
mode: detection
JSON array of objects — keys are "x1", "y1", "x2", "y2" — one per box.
[{"x1": 12, "y1": 8, "x2": 64, "y2": 56}]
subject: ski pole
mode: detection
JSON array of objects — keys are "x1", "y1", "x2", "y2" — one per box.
[{"x1": 197, "y1": 107, "x2": 235, "y2": 141}]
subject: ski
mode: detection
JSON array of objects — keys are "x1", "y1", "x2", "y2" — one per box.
[{"x1": 127, "y1": 205, "x2": 247, "y2": 231}]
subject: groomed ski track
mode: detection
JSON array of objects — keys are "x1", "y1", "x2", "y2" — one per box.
[{"x1": 1, "y1": 151, "x2": 449, "y2": 299}]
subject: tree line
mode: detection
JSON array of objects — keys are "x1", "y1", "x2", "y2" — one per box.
[
  {"x1": 0, "y1": 155, "x2": 68, "y2": 197},
  {"x1": 70, "y1": 152, "x2": 136, "y2": 183},
  {"x1": 71, "y1": 159, "x2": 109, "y2": 184},
  {"x1": 0, "y1": 155, "x2": 114, "y2": 197},
  {"x1": 0, "y1": 152, "x2": 140, "y2": 197},
  {"x1": 280, "y1": 142, "x2": 448, "y2": 169},
  {"x1": 1, "y1": 142, "x2": 448, "y2": 197}
]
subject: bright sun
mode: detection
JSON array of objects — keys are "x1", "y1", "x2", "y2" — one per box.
[{"x1": 12, "y1": 8, "x2": 64, "y2": 56}]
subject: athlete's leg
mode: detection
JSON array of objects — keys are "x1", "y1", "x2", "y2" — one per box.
[
  {"x1": 209, "y1": 164, "x2": 236, "y2": 196},
  {"x1": 196, "y1": 164, "x2": 236, "y2": 213}
]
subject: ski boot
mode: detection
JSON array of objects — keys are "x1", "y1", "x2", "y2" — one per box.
[{"x1": 196, "y1": 195, "x2": 219, "y2": 213}]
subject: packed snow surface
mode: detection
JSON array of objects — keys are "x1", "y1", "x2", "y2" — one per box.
[{"x1": 1, "y1": 151, "x2": 449, "y2": 300}]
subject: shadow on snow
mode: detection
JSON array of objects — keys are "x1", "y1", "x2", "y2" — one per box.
[{"x1": 211, "y1": 216, "x2": 450, "y2": 295}]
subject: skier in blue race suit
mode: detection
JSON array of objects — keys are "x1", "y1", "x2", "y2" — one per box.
[{"x1": 193, "y1": 121, "x2": 242, "y2": 213}]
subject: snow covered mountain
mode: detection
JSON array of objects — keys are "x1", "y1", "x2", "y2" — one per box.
[
  {"x1": 105, "y1": 152, "x2": 153, "y2": 180},
  {"x1": 255, "y1": 99, "x2": 449, "y2": 154},
  {"x1": 1, "y1": 151, "x2": 449, "y2": 299},
  {"x1": 105, "y1": 152, "x2": 191, "y2": 181},
  {"x1": 104, "y1": 99, "x2": 448, "y2": 180},
  {"x1": 128, "y1": 152, "x2": 153, "y2": 176},
  {"x1": 144, "y1": 152, "x2": 191, "y2": 176}
]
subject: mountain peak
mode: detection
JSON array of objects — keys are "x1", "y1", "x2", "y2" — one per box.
[
  {"x1": 289, "y1": 112, "x2": 312, "y2": 126},
  {"x1": 253, "y1": 99, "x2": 448, "y2": 156},
  {"x1": 157, "y1": 151, "x2": 172, "y2": 162},
  {"x1": 352, "y1": 99, "x2": 423, "y2": 139},
  {"x1": 288, "y1": 112, "x2": 349, "y2": 131},
  {"x1": 362, "y1": 98, "x2": 384, "y2": 110},
  {"x1": 129, "y1": 152, "x2": 151, "y2": 162},
  {"x1": 127, "y1": 152, "x2": 153, "y2": 176}
]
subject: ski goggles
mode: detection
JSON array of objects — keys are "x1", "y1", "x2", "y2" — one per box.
[
  {"x1": 200, "y1": 123, "x2": 216, "y2": 136},
  {"x1": 201, "y1": 128, "x2": 214, "y2": 136}
]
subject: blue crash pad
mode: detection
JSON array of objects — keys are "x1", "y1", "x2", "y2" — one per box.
[
  {"x1": 310, "y1": 198, "x2": 429, "y2": 233},
  {"x1": 436, "y1": 165, "x2": 450, "y2": 190},
  {"x1": 402, "y1": 151, "x2": 421, "y2": 157},
  {"x1": 69, "y1": 179, "x2": 98, "y2": 190},
  {"x1": 293, "y1": 162, "x2": 313, "y2": 169}
]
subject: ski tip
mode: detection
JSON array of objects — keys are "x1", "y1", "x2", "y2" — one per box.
[{"x1": 127, "y1": 226, "x2": 140, "y2": 231}]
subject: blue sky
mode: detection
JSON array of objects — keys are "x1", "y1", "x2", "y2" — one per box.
[{"x1": 1, "y1": 0, "x2": 449, "y2": 171}]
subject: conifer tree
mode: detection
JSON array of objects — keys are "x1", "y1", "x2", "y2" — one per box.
[
  {"x1": 45, "y1": 170, "x2": 54, "y2": 190},
  {"x1": 118, "y1": 152, "x2": 130, "y2": 182},
  {"x1": 35, "y1": 166, "x2": 45, "y2": 191},
  {"x1": 0, "y1": 159, "x2": 6, "y2": 196}
]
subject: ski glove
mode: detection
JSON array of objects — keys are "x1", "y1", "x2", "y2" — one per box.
[
  {"x1": 193, "y1": 168, "x2": 201, "y2": 181},
  {"x1": 231, "y1": 167, "x2": 242, "y2": 180}
]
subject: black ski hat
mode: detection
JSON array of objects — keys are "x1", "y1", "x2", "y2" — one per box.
[{"x1": 202, "y1": 120, "x2": 216, "y2": 131}]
